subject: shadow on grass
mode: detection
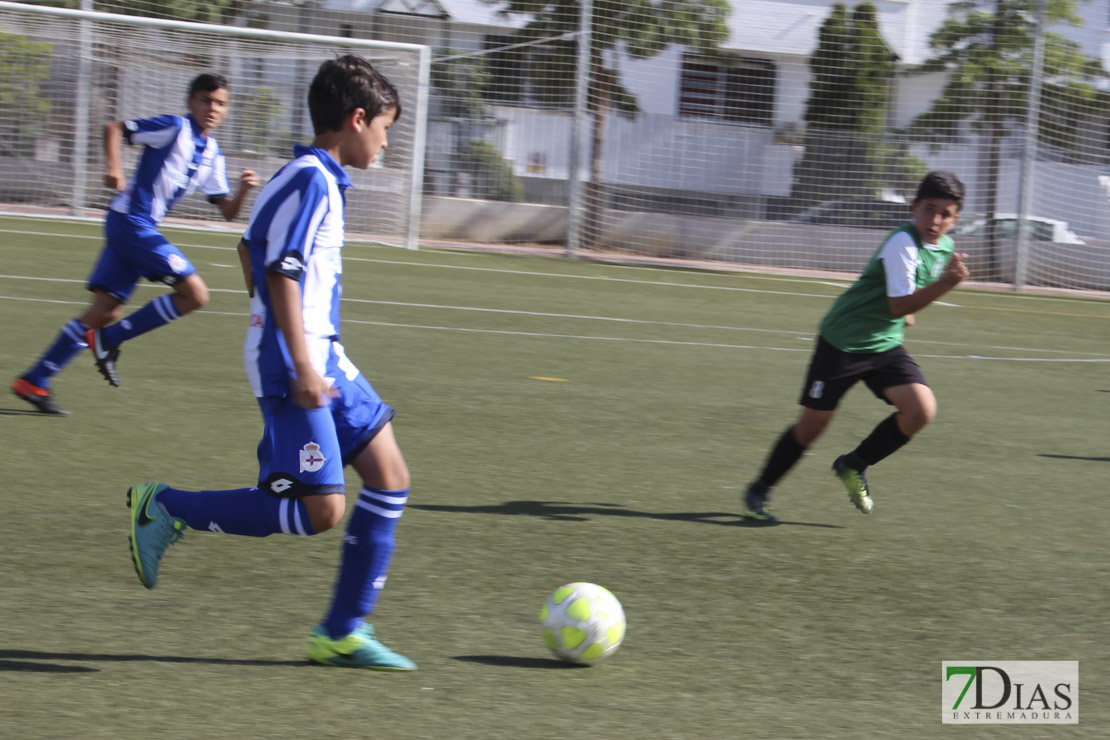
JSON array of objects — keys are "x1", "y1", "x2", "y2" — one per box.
[
  {"x1": 454, "y1": 655, "x2": 588, "y2": 669},
  {"x1": 0, "y1": 659, "x2": 99, "y2": 673},
  {"x1": 0, "y1": 649, "x2": 306, "y2": 670},
  {"x1": 0, "y1": 407, "x2": 68, "y2": 417},
  {"x1": 1038, "y1": 454, "x2": 1110, "y2": 463},
  {"x1": 409, "y1": 501, "x2": 843, "y2": 529}
]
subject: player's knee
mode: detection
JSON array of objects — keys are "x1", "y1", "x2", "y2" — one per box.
[
  {"x1": 900, "y1": 404, "x2": 935, "y2": 434},
  {"x1": 180, "y1": 289, "x2": 209, "y2": 313},
  {"x1": 192, "y1": 282, "x2": 210, "y2": 308},
  {"x1": 360, "y1": 457, "x2": 410, "y2": 492},
  {"x1": 83, "y1": 305, "x2": 121, "y2": 328},
  {"x1": 305, "y1": 495, "x2": 346, "y2": 533},
  {"x1": 388, "y1": 466, "x2": 411, "y2": 492}
]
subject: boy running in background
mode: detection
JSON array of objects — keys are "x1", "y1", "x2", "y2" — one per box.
[
  {"x1": 11, "y1": 73, "x2": 258, "y2": 414},
  {"x1": 125, "y1": 56, "x2": 415, "y2": 670},
  {"x1": 744, "y1": 171, "x2": 970, "y2": 522}
]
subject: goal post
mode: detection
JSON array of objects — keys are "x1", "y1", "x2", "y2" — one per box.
[{"x1": 0, "y1": 0, "x2": 430, "y2": 249}]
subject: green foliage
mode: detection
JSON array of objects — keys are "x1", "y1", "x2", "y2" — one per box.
[
  {"x1": 491, "y1": 0, "x2": 731, "y2": 245},
  {"x1": 794, "y1": 3, "x2": 899, "y2": 206},
  {"x1": 908, "y1": 0, "x2": 1103, "y2": 149},
  {"x1": 804, "y1": 3, "x2": 853, "y2": 129},
  {"x1": 463, "y1": 139, "x2": 525, "y2": 202},
  {"x1": 431, "y1": 49, "x2": 492, "y2": 119},
  {"x1": 238, "y1": 86, "x2": 286, "y2": 154},
  {"x1": 868, "y1": 142, "x2": 929, "y2": 198},
  {"x1": 493, "y1": 0, "x2": 731, "y2": 117},
  {"x1": 0, "y1": 33, "x2": 53, "y2": 157}
]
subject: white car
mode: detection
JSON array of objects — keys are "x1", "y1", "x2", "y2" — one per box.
[{"x1": 954, "y1": 215, "x2": 1085, "y2": 244}]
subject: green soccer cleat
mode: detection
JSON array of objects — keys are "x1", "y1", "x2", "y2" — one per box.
[
  {"x1": 307, "y1": 623, "x2": 417, "y2": 671},
  {"x1": 127, "y1": 482, "x2": 185, "y2": 589},
  {"x1": 832, "y1": 455, "x2": 874, "y2": 514},
  {"x1": 742, "y1": 481, "x2": 778, "y2": 523}
]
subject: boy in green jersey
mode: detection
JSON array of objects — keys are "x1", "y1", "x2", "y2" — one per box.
[{"x1": 744, "y1": 171, "x2": 969, "y2": 522}]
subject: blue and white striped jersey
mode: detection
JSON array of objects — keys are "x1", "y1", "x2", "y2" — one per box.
[
  {"x1": 109, "y1": 114, "x2": 230, "y2": 225},
  {"x1": 242, "y1": 145, "x2": 353, "y2": 399}
]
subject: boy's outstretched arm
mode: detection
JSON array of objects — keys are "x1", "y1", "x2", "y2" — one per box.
[
  {"x1": 265, "y1": 272, "x2": 334, "y2": 410},
  {"x1": 103, "y1": 121, "x2": 126, "y2": 190},
  {"x1": 888, "y1": 252, "x2": 969, "y2": 318},
  {"x1": 217, "y1": 169, "x2": 260, "y2": 221}
]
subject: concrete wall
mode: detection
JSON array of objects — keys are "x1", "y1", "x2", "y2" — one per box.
[{"x1": 420, "y1": 196, "x2": 1110, "y2": 291}]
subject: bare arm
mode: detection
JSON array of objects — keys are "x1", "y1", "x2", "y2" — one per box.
[
  {"x1": 888, "y1": 253, "x2": 969, "y2": 318},
  {"x1": 265, "y1": 272, "x2": 333, "y2": 409},
  {"x1": 237, "y1": 240, "x2": 253, "y2": 296},
  {"x1": 103, "y1": 121, "x2": 126, "y2": 190},
  {"x1": 217, "y1": 168, "x2": 260, "y2": 221}
]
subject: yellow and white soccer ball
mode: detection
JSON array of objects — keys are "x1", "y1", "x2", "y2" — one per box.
[{"x1": 540, "y1": 582, "x2": 626, "y2": 664}]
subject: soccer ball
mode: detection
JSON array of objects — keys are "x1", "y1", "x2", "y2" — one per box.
[{"x1": 540, "y1": 582, "x2": 626, "y2": 664}]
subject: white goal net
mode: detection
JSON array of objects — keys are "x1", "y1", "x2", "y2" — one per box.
[{"x1": 0, "y1": 1, "x2": 429, "y2": 247}]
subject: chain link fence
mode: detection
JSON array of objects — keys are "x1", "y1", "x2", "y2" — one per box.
[{"x1": 5, "y1": 0, "x2": 1110, "y2": 292}]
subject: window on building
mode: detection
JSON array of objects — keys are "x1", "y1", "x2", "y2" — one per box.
[{"x1": 679, "y1": 55, "x2": 775, "y2": 125}]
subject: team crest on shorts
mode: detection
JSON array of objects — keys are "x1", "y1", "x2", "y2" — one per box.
[{"x1": 299, "y1": 442, "x2": 327, "y2": 473}]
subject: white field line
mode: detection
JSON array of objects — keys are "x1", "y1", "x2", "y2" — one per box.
[
  {"x1": 5, "y1": 225, "x2": 1110, "y2": 308},
  {"x1": 3, "y1": 293, "x2": 1108, "y2": 362}
]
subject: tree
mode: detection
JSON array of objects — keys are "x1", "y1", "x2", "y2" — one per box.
[
  {"x1": 431, "y1": 49, "x2": 493, "y2": 120},
  {"x1": 908, "y1": 0, "x2": 1103, "y2": 280},
  {"x1": 431, "y1": 50, "x2": 523, "y2": 202},
  {"x1": 0, "y1": 33, "x2": 52, "y2": 157},
  {"x1": 792, "y1": 3, "x2": 910, "y2": 207},
  {"x1": 491, "y1": 0, "x2": 731, "y2": 246}
]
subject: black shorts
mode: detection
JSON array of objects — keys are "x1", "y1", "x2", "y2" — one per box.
[{"x1": 799, "y1": 336, "x2": 928, "y2": 411}]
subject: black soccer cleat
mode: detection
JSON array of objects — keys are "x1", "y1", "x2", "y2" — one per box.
[
  {"x1": 86, "y1": 328, "x2": 122, "y2": 387},
  {"x1": 11, "y1": 377, "x2": 70, "y2": 415},
  {"x1": 743, "y1": 481, "x2": 778, "y2": 523}
]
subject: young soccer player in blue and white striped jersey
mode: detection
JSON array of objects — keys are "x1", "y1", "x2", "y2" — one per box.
[
  {"x1": 125, "y1": 56, "x2": 416, "y2": 670},
  {"x1": 11, "y1": 73, "x2": 258, "y2": 413}
]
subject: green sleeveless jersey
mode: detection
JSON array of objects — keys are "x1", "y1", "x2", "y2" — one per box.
[{"x1": 819, "y1": 225, "x2": 954, "y2": 353}]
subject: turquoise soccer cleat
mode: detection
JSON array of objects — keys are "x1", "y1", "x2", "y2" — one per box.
[
  {"x1": 832, "y1": 455, "x2": 874, "y2": 514},
  {"x1": 307, "y1": 622, "x2": 417, "y2": 671},
  {"x1": 127, "y1": 482, "x2": 185, "y2": 588}
]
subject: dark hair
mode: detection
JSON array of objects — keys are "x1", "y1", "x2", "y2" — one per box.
[
  {"x1": 915, "y1": 170, "x2": 964, "y2": 207},
  {"x1": 189, "y1": 73, "x2": 228, "y2": 97},
  {"x1": 308, "y1": 54, "x2": 401, "y2": 134}
]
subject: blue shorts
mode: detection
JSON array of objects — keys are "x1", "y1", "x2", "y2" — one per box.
[
  {"x1": 86, "y1": 210, "x2": 197, "y2": 302},
  {"x1": 255, "y1": 367, "x2": 396, "y2": 497}
]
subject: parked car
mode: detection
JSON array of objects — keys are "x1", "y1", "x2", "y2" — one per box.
[
  {"x1": 790, "y1": 199, "x2": 911, "y2": 230},
  {"x1": 953, "y1": 215, "x2": 1084, "y2": 244}
]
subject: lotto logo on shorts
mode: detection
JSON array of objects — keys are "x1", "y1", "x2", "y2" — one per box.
[
  {"x1": 808, "y1": 380, "x2": 824, "y2": 399},
  {"x1": 299, "y1": 442, "x2": 327, "y2": 473}
]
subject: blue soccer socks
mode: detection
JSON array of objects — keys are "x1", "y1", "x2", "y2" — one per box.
[
  {"x1": 101, "y1": 294, "x2": 181, "y2": 347},
  {"x1": 23, "y1": 318, "x2": 90, "y2": 388},
  {"x1": 322, "y1": 487, "x2": 408, "y2": 640},
  {"x1": 157, "y1": 487, "x2": 316, "y2": 537}
]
